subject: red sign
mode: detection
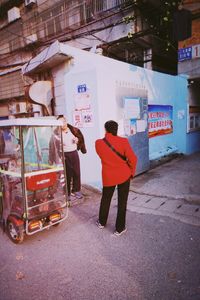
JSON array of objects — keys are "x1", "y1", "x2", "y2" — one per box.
[
  {"x1": 26, "y1": 172, "x2": 57, "y2": 191},
  {"x1": 148, "y1": 105, "x2": 173, "y2": 138}
]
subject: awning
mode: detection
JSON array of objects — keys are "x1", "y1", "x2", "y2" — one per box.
[{"x1": 22, "y1": 40, "x2": 73, "y2": 75}]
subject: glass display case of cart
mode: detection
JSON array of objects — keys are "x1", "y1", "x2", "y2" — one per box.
[{"x1": 0, "y1": 117, "x2": 68, "y2": 243}]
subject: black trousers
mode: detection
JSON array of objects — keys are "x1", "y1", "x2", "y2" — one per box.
[
  {"x1": 64, "y1": 150, "x2": 81, "y2": 195},
  {"x1": 98, "y1": 178, "x2": 130, "y2": 232}
]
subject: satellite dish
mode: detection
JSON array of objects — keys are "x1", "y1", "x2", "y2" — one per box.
[{"x1": 29, "y1": 81, "x2": 53, "y2": 106}]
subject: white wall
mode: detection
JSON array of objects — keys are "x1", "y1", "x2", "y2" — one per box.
[
  {"x1": 52, "y1": 43, "x2": 188, "y2": 188},
  {"x1": 52, "y1": 63, "x2": 67, "y2": 116}
]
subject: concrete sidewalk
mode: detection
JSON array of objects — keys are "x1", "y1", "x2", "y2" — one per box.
[
  {"x1": 80, "y1": 152, "x2": 200, "y2": 227},
  {"x1": 130, "y1": 152, "x2": 200, "y2": 205}
]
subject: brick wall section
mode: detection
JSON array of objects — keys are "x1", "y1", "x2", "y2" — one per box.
[
  {"x1": 179, "y1": 19, "x2": 200, "y2": 48},
  {"x1": 0, "y1": 70, "x2": 24, "y2": 100}
]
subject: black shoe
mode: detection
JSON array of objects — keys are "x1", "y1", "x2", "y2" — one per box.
[{"x1": 96, "y1": 220, "x2": 105, "y2": 229}]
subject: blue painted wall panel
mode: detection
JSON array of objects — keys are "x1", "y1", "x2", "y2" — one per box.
[
  {"x1": 186, "y1": 131, "x2": 200, "y2": 154},
  {"x1": 144, "y1": 70, "x2": 189, "y2": 158}
]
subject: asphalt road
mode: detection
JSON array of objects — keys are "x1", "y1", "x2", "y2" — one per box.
[{"x1": 0, "y1": 190, "x2": 200, "y2": 300}]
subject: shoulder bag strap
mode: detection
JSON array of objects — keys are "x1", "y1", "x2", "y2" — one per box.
[{"x1": 103, "y1": 138, "x2": 127, "y2": 161}]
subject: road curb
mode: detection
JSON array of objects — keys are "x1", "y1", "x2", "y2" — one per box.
[{"x1": 129, "y1": 188, "x2": 200, "y2": 205}]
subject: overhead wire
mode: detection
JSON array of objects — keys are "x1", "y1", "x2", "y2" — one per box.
[
  {"x1": 1, "y1": 1, "x2": 166, "y2": 57},
  {"x1": 0, "y1": 0, "x2": 140, "y2": 54},
  {"x1": 0, "y1": 0, "x2": 187, "y2": 56},
  {"x1": 0, "y1": 0, "x2": 134, "y2": 64},
  {"x1": 0, "y1": 0, "x2": 188, "y2": 75},
  {"x1": 1, "y1": 0, "x2": 133, "y2": 57},
  {"x1": 0, "y1": 1, "x2": 134, "y2": 96},
  {"x1": 0, "y1": 1, "x2": 196, "y2": 101}
]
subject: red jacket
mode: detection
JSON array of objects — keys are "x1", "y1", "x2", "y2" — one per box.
[{"x1": 95, "y1": 133, "x2": 137, "y2": 186}]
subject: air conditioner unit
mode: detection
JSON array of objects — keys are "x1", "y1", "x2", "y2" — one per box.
[
  {"x1": 8, "y1": 7, "x2": 21, "y2": 23},
  {"x1": 25, "y1": 33, "x2": 38, "y2": 45},
  {"x1": 25, "y1": 0, "x2": 37, "y2": 7}
]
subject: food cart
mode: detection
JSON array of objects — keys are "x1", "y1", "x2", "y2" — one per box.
[{"x1": 0, "y1": 117, "x2": 68, "y2": 243}]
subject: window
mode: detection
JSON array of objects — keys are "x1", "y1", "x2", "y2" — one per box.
[
  {"x1": 189, "y1": 113, "x2": 200, "y2": 131},
  {"x1": 40, "y1": 5, "x2": 63, "y2": 37},
  {"x1": 188, "y1": 80, "x2": 200, "y2": 132}
]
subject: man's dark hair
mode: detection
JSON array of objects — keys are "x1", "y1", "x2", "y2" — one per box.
[{"x1": 104, "y1": 120, "x2": 118, "y2": 136}]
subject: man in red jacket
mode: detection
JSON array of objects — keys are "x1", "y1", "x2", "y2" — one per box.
[{"x1": 95, "y1": 120, "x2": 137, "y2": 236}]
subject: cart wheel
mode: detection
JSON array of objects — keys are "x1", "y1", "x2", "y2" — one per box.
[{"x1": 7, "y1": 220, "x2": 24, "y2": 244}]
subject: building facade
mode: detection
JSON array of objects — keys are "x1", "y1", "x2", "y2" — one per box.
[
  {"x1": 0, "y1": 0, "x2": 182, "y2": 119},
  {"x1": 0, "y1": 0, "x2": 199, "y2": 182},
  {"x1": 22, "y1": 41, "x2": 190, "y2": 187},
  {"x1": 177, "y1": 0, "x2": 200, "y2": 153}
]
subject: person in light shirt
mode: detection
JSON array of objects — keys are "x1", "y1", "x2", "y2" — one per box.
[{"x1": 57, "y1": 115, "x2": 87, "y2": 200}]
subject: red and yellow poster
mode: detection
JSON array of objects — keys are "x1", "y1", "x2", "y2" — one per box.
[{"x1": 148, "y1": 105, "x2": 173, "y2": 138}]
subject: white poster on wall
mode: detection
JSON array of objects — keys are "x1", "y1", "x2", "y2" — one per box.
[
  {"x1": 124, "y1": 97, "x2": 140, "y2": 119},
  {"x1": 124, "y1": 119, "x2": 131, "y2": 136},
  {"x1": 73, "y1": 111, "x2": 83, "y2": 128},
  {"x1": 74, "y1": 84, "x2": 91, "y2": 110},
  {"x1": 136, "y1": 120, "x2": 146, "y2": 132},
  {"x1": 82, "y1": 110, "x2": 93, "y2": 127}
]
